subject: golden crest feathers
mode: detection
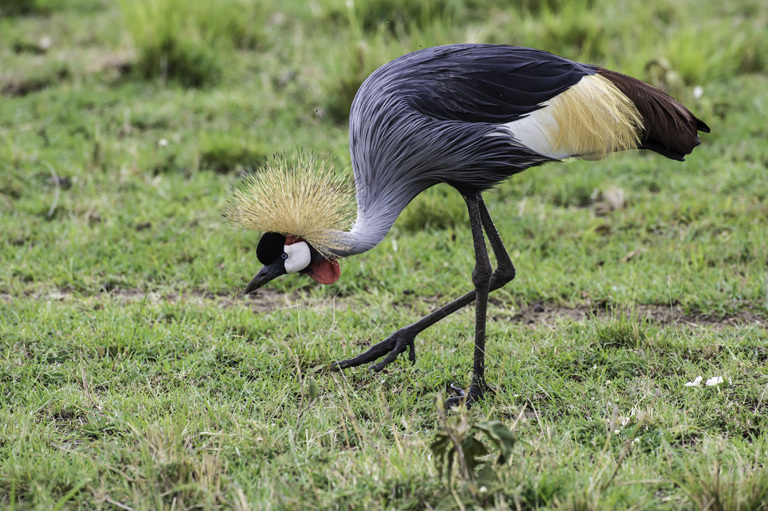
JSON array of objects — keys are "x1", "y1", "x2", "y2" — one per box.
[{"x1": 225, "y1": 152, "x2": 356, "y2": 258}]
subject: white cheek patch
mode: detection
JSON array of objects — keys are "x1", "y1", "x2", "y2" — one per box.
[{"x1": 284, "y1": 241, "x2": 311, "y2": 274}]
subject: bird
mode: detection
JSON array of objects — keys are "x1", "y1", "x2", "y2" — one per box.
[{"x1": 227, "y1": 44, "x2": 710, "y2": 407}]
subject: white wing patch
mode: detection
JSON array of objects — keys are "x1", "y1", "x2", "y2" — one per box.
[
  {"x1": 501, "y1": 107, "x2": 570, "y2": 159},
  {"x1": 284, "y1": 241, "x2": 311, "y2": 274},
  {"x1": 496, "y1": 74, "x2": 642, "y2": 160}
]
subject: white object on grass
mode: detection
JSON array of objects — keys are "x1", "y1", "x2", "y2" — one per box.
[
  {"x1": 705, "y1": 376, "x2": 724, "y2": 386},
  {"x1": 684, "y1": 376, "x2": 703, "y2": 387}
]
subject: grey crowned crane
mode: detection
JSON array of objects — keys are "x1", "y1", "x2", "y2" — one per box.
[{"x1": 227, "y1": 44, "x2": 710, "y2": 407}]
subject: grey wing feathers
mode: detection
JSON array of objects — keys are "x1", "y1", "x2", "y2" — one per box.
[{"x1": 390, "y1": 44, "x2": 596, "y2": 124}]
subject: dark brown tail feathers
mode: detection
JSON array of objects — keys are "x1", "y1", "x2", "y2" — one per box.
[{"x1": 597, "y1": 68, "x2": 710, "y2": 161}]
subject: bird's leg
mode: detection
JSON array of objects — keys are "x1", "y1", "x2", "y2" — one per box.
[
  {"x1": 444, "y1": 196, "x2": 516, "y2": 401},
  {"x1": 333, "y1": 291, "x2": 475, "y2": 372},
  {"x1": 333, "y1": 198, "x2": 517, "y2": 376},
  {"x1": 478, "y1": 197, "x2": 516, "y2": 290},
  {"x1": 445, "y1": 192, "x2": 493, "y2": 408},
  {"x1": 332, "y1": 324, "x2": 419, "y2": 371}
]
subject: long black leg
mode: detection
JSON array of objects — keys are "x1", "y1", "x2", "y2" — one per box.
[
  {"x1": 443, "y1": 192, "x2": 492, "y2": 407},
  {"x1": 333, "y1": 196, "x2": 515, "y2": 372}
]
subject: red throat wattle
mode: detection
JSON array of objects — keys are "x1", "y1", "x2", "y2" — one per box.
[
  {"x1": 285, "y1": 235, "x2": 340, "y2": 285},
  {"x1": 308, "y1": 259, "x2": 340, "y2": 284}
]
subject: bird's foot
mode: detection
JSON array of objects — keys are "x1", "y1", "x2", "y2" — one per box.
[
  {"x1": 444, "y1": 380, "x2": 497, "y2": 409},
  {"x1": 332, "y1": 326, "x2": 417, "y2": 372}
]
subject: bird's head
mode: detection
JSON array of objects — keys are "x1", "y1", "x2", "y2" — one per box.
[
  {"x1": 244, "y1": 232, "x2": 341, "y2": 294},
  {"x1": 225, "y1": 152, "x2": 355, "y2": 294}
]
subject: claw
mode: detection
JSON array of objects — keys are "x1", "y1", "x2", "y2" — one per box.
[
  {"x1": 449, "y1": 383, "x2": 467, "y2": 397},
  {"x1": 444, "y1": 381, "x2": 497, "y2": 409},
  {"x1": 333, "y1": 327, "x2": 418, "y2": 372},
  {"x1": 445, "y1": 383, "x2": 470, "y2": 409}
]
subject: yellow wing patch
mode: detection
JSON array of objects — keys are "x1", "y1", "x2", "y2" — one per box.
[{"x1": 547, "y1": 73, "x2": 644, "y2": 159}]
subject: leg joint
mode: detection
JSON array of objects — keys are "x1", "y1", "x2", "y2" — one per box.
[
  {"x1": 492, "y1": 261, "x2": 516, "y2": 285},
  {"x1": 472, "y1": 264, "x2": 492, "y2": 289}
]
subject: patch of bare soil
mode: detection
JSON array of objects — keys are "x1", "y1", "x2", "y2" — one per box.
[
  {"x1": 3, "y1": 289, "x2": 764, "y2": 328},
  {"x1": 111, "y1": 288, "x2": 306, "y2": 312},
  {"x1": 102, "y1": 288, "x2": 293, "y2": 312},
  {"x1": 504, "y1": 302, "x2": 766, "y2": 329},
  {"x1": 0, "y1": 288, "x2": 334, "y2": 314},
  {"x1": 0, "y1": 67, "x2": 70, "y2": 97}
]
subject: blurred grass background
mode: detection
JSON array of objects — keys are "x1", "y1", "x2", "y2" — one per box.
[{"x1": 1, "y1": 0, "x2": 768, "y2": 509}]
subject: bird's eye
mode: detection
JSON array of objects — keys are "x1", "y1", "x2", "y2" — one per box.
[{"x1": 281, "y1": 253, "x2": 288, "y2": 260}]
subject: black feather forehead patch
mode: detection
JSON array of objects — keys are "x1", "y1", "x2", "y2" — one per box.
[{"x1": 257, "y1": 232, "x2": 286, "y2": 264}]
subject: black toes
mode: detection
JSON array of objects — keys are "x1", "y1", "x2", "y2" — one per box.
[
  {"x1": 408, "y1": 340, "x2": 416, "y2": 364},
  {"x1": 444, "y1": 382, "x2": 490, "y2": 409},
  {"x1": 333, "y1": 330, "x2": 417, "y2": 372}
]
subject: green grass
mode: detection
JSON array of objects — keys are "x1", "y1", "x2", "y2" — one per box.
[
  {"x1": 1, "y1": 0, "x2": 768, "y2": 509},
  {"x1": 119, "y1": 0, "x2": 265, "y2": 87}
]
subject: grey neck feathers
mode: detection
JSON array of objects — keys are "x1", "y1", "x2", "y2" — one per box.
[
  {"x1": 325, "y1": 91, "x2": 441, "y2": 259},
  {"x1": 326, "y1": 186, "x2": 421, "y2": 258}
]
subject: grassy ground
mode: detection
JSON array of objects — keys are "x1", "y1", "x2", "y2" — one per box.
[{"x1": 1, "y1": 0, "x2": 767, "y2": 509}]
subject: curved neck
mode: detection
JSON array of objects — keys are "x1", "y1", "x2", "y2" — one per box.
[{"x1": 326, "y1": 199, "x2": 408, "y2": 258}]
